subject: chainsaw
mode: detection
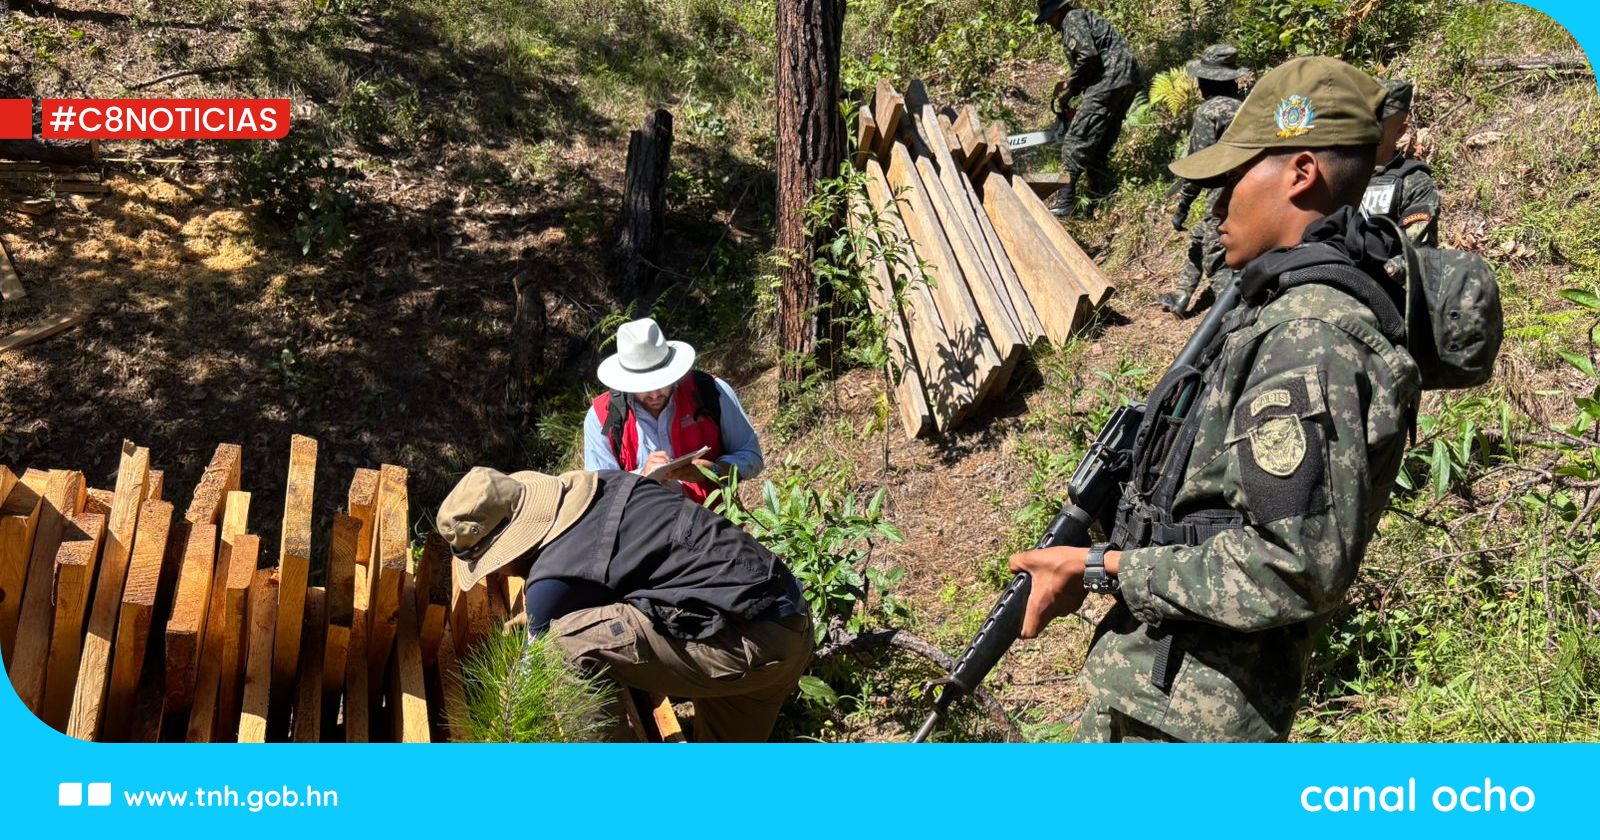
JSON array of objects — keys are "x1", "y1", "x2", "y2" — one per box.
[{"x1": 1007, "y1": 88, "x2": 1076, "y2": 152}]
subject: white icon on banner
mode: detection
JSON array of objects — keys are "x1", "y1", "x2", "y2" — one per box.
[{"x1": 58, "y1": 782, "x2": 111, "y2": 807}]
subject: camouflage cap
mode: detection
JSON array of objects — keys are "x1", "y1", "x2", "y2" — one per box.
[
  {"x1": 1379, "y1": 78, "x2": 1414, "y2": 119},
  {"x1": 1187, "y1": 44, "x2": 1249, "y2": 81},
  {"x1": 1033, "y1": 0, "x2": 1074, "y2": 24},
  {"x1": 1170, "y1": 56, "x2": 1386, "y2": 182}
]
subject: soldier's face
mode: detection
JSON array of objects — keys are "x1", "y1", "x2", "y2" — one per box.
[{"x1": 1213, "y1": 155, "x2": 1284, "y2": 268}]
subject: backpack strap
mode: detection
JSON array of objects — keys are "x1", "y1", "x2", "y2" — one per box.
[
  {"x1": 690, "y1": 370, "x2": 722, "y2": 427},
  {"x1": 602, "y1": 389, "x2": 629, "y2": 461}
]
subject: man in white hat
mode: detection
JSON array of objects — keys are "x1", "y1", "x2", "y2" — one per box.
[
  {"x1": 438, "y1": 465, "x2": 813, "y2": 741},
  {"x1": 582, "y1": 317, "x2": 763, "y2": 504}
]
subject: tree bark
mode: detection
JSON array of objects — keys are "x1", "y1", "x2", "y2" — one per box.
[
  {"x1": 506, "y1": 269, "x2": 548, "y2": 418},
  {"x1": 616, "y1": 109, "x2": 674, "y2": 304},
  {"x1": 775, "y1": 0, "x2": 846, "y2": 395}
]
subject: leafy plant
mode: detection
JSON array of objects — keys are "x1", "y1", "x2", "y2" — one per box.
[
  {"x1": 450, "y1": 630, "x2": 616, "y2": 742},
  {"x1": 1147, "y1": 67, "x2": 1200, "y2": 122},
  {"x1": 223, "y1": 134, "x2": 360, "y2": 256}
]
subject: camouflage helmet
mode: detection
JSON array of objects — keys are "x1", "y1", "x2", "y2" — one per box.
[{"x1": 1187, "y1": 44, "x2": 1250, "y2": 81}]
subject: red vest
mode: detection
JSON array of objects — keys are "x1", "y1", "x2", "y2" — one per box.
[{"x1": 592, "y1": 372, "x2": 725, "y2": 504}]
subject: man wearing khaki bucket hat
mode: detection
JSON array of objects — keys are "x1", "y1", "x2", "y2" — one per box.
[
  {"x1": 438, "y1": 465, "x2": 811, "y2": 741},
  {"x1": 582, "y1": 317, "x2": 764, "y2": 505}
]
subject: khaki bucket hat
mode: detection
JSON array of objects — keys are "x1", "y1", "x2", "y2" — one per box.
[
  {"x1": 1170, "y1": 56, "x2": 1386, "y2": 184},
  {"x1": 437, "y1": 466, "x2": 599, "y2": 591}
]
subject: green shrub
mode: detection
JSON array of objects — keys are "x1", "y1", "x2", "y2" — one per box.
[
  {"x1": 450, "y1": 630, "x2": 616, "y2": 742},
  {"x1": 223, "y1": 135, "x2": 360, "y2": 256}
]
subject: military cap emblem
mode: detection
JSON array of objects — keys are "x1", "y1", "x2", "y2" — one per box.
[
  {"x1": 1274, "y1": 95, "x2": 1316, "y2": 138},
  {"x1": 1249, "y1": 415, "x2": 1306, "y2": 477}
]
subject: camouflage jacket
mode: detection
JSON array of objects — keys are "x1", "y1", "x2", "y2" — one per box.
[
  {"x1": 1083, "y1": 281, "x2": 1420, "y2": 741},
  {"x1": 1361, "y1": 153, "x2": 1442, "y2": 246},
  {"x1": 1175, "y1": 95, "x2": 1243, "y2": 215},
  {"x1": 1062, "y1": 9, "x2": 1140, "y2": 99}
]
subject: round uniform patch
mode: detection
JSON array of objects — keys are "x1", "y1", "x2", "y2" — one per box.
[
  {"x1": 1275, "y1": 95, "x2": 1316, "y2": 138},
  {"x1": 1249, "y1": 415, "x2": 1306, "y2": 477}
]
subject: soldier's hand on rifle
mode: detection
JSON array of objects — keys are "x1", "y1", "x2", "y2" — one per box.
[{"x1": 1009, "y1": 546, "x2": 1091, "y2": 638}]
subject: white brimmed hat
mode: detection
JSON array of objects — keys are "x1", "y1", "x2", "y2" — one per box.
[{"x1": 597, "y1": 317, "x2": 696, "y2": 393}]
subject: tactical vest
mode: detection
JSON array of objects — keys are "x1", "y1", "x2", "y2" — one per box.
[
  {"x1": 592, "y1": 370, "x2": 725, "y2": 504},
  {"x1": 1360, "y1": 156, "x2": 1431, "y2": 220}
]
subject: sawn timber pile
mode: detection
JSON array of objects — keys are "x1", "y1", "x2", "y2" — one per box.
[
  {"x1": 0, "y1": 440, "x2": 500, "y2": 743},
  {"x1": 853, "y1": 79, "x2": 1114, "y2": 438}
]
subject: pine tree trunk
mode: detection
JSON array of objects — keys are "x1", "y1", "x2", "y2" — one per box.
[
  {"x1": 616, "y1": 109, "x2": 674, "y2": 304},
  {"x1": 775, "y1": 0, "x2": 846, "y2": 396}
]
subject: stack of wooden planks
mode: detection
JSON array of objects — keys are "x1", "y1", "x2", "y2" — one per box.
[
  {"x1": 0, "y1": 438, "x2": 498, "y2": 743},
  {"x1": 852, "y1": 79, "x2": 1114, "y2": 438}
]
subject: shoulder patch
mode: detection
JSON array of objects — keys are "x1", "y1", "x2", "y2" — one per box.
[
  {"x1": 1248, "y1": 416, "x2": 1306, "y2": 477},
  {"x1": 1250, "y1": 388, "x2": 1292, "y2": 417}
]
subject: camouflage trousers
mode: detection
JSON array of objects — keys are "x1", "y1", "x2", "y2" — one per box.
[
  {"x1": 1177, "y1": 214, "x2": 1234, "y2": 298},
  {"x1": 1059, "y1": 85, "x2": 1138, "y2": 200},
  {"x1": 1073, "y1": 704, "x2": 1184, "y2": 743}
]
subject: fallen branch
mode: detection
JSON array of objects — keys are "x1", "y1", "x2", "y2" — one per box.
[
  {"x1": 128, "y1": 65, "x2": 235, "y2": 91},
  {"x1": 1474, "y1": 55, "x2": 1593, "y2": 74},
  {"x1": 813, "y1": 625, "x2": 1023, "y2": 742}
]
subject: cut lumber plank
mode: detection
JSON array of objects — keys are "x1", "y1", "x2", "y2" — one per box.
[
  {"x1": 1022, "y1": 171, "x2": 1074, "y2": 199},
  {"x1": 0, "y1": 240, "x2": 24, "y2": 302},
  {"x1": 344, "y1": 561, "x2": 370, "y2": 743},
  {"x1": 0, "y1": 312, "x2": 84, "y2": 355},
  {"x1": 954, "y1": 104, "x2": 990, "y2": 175},
  {"x1": 884, "y1": 141, "x2": 1002, "y2": 418},
  {"x1": 214, "y1": 533, "x2": 257, "y2": 741},
  {"x1": 651, "y1": 695, "x2": 686, "y2": 743},
  {"x1": 936, "y1": 112, "x2": 964, "y2": 165},
  {"x1": 855, "y1": 104, "x2": 879, "y2": 169},
  {"x1": 1009, "y1": 170, "x2": 1115, "y2": 306},
  {"x1": 185, "y1": 490, "x2": 249, "y2": 742},
  {"x1": 185, "y1": 443, "x2": 241, "y2": 526},
  {"x1": 416, "y1": 532, "x2": 450, "y2": 669},
  {"x1": 986, "y1": 120, "x2": 1015, "y2": 173},
  {"x1": 977, "y1": 167, "x2": 1094, "y2": 341},
  {"x1": 272, "y1": 435, "x2": 317, "y2": 698},
  {"x1": 9, "y1": 469, "x2": 84, "y2": 714},
  {"x1": 348, "y1": 468, "x2": 378, "y2": 568},
  {"x1": 145, "y1": 470, "x2": 164, "y2": 502},
  {"x1": 238, "y1": 567, "x2": 277, "y2": 743},
  {"x1": 0, "y1": 475, "x2": 43, "y2": 669},
  {"x1": 103, "y1": 499, "x2": 172, "y2": 740},
  {"x1": 451, "y1": 563, "x2": 492, "y2": 660},
  {"x1": 292, "y1": 586, "x2": 327, "y2": 743},
  {"x1": 12, "y1": 198, "x2": 54, "y2": 216},
  {"x1": 873, "y1": 79, "x2": 906, "y2": 164},
  {"x1": 504, "y1": 574, "x2": 527, "y2": 620},
  {"x1": 486, "y1": 573, "x2": 510, "y2": 626},
  {"x1": 847, "y1": 184, "x2": 935, "y2": 437},
  {"x1": 391, "y1": 572, "x2": 430, "y2": 743},
  {"x1": 367, "y1": 464, "x2": 407, "y2": 685},
  {"x1": 41, "y1": 512, "x2": 105, "y2": 730},
  {"x1": 435, "y1": 624, "x2": 471, "y2": 742},
  {"x1": 0, "y1": 467, "x2": 12, "y2": 510},
  {"x1": 163, "y1": 523, "x2": 217, "y2": 714},
  {"x1": 83, "y1": 488, "x2": 113, "y2": 518},
  {"x1": 66, "y1": 442, "x2": 148, "y2": 740},
  {"x1": 862, "y1": 158, "x2": 975, "y2": 431},
  {"x1": 322, "y1": 513, "x2": 358, "y2": 704}
]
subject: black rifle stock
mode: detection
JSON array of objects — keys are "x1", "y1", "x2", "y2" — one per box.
[{"x1": 911, "y1": 281, "x2": 1243, "y2": 743}]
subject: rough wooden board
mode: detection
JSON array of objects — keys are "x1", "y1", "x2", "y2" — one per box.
[
  {"x1": 13, "y1": 198, "x2": 53, "y2": 216},
  {"x1": 41, "y1": 512, "x2": 105, "y2": 730},
  {"x1": 503, "y1": 574, "x2": 526, "y2": 619},
  {"x1": 322, "y1": 513, "x2": 358, "y2": 703},
  {"x1": 0, "y1": 476, "x2": 43, "y2": 670},
  {"x1": 347, "y1": 468, "x2": 378, "y2": 568},
  {"x1": 186, "y1": 490, "x2": 249, "y2": 742},
  {"x1": 884, "y1": 143, "x2": 1000, "y2": 422},
  {"x1": 1010, "y1": 170, "x2": 1115, "y2": 307},
  {"x1": 651, "y1": 695, "x2": 686, "y2": 743},
  {"x1": 292, "y1": 587, "x2": 327, "y2": 743},
  {"x1": 8, "y1": 469, "x2": 84, "y2": 715},
  {"x1": 954, "y1": 104, "x2": 989, "y2": 173},
  {"x1": 391, "y1": 573, "x2": 430, "y2": 743},
  {"x1": 416, "y1": 533, "x2": 450, "y2": 669},
  {"x1": 163, "y1": 523, "x2": 217, "y2": 714},
  {"x1": 486, "y1": 573, "x2": 510, "y2": 626},
  {"x1": 977, "y1": 167, "x2": 1093, "y2": 342},
  {"x1": 83, "y1": 488, "x2": 113, "y2": 518},
  {"x1": 144, "y1": 470, "x2": 164, "y2": 502},
  {"x1": 0, "y1": 312, "x2": 84, "y2": 355},
  {"x1": 862, "y1": 158, "x2": 974, "y2": 431},
  {"x1": 214, "y1": 534, "x2": 258, "y2": 742},
  {"x1": 435, "y1": 624, "x2": 471, "y2": 742},
  {"x1": 986, "y1": 120, "x2": 1015, "y2": 173},
  {"x1": 1022, "y1": 171, "x2": 1075, "y2": 199},
  {"x1": 0, "y1": 240, "x2": 24, "y2": 302},
  {"x1": 272, "y1": 435, "x2": 317, "y2": 698},
  {"x1": 367, "y1": 464, "x2": 407, "y2": 685},
  {"x1": 103, "y1": 499, "x2": 172, "y2": 741},
  {"x1": 847, "y1": 186, "x2": 935, "y2": 438},
  {"x1": 450, "y1": 563, "x2": 492, "y2": 660},
  {"x1": 0, "y1": 467, "x2": 12, "y2": 509},
  {"x1": 185, "y1": 443, "x2": 241, "y2": 527},
  {"x1": 66, "y1": 442, "x2": 147, "y2": 740},
  {"x1": 855, "y1": 104, "x2": 879, "y2": 169},
  {"x1": 238, "y1": 567, "x2": 277, "y2": 743},
  {"x1": 344, "y1": 562, "x2": 370, "y2": 743},
  {"x1": 873, "y1": 79, "x2": 906, "y2": 164}
]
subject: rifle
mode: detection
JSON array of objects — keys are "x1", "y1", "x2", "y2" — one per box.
[{"x1": 910, "y1": 280, "x2": 1244, "y2": 743}]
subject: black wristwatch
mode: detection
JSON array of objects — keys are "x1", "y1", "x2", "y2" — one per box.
[{"x1": 1083, "y1": 543, "x2": 1120, "y2": 594}]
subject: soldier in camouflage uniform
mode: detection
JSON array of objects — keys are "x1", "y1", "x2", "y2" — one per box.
[
  {"x1": 1034, "y1": 0, "x2": 1141, "y2": 217},
  {"x1": 1364, "y1": 78, "x2": 1442, "y2": 246},
  {"x1": 1160, "y1": 45, "x2": 1250, "y2": 316},
  {"x1": 1010, "y1": 57, "x2": 1421, "y2": 741}
]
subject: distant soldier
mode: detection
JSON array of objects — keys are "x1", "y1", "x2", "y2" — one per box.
[
  {"x1": 1363, "y1": 78, "x2": 1441, "y2": 246},
  {"x1": 1035, "y1": 0, "x2": 1141, "y2": 218},
  {"x1": 1160, "y1": 44, "x2": 1250, "y2": 316}
]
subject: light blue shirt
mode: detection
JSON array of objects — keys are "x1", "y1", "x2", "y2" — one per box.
[{"x1": 582, "y1": 376, "x2": 764, "y2": 481}]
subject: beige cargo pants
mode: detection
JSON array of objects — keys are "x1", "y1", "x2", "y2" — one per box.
[{"x1": 551, "y1": 602, "x2": 814, "y2": 742}]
